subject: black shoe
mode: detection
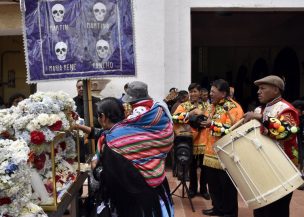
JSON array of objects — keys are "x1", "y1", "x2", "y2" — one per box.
[
  {"x1": 188, "y1": 190, "x2": 197, "y2": 198},
  {"x1": 63, "y1": 209, "x2": 70, "y2": 215},
  {"x1": 200, "y1": 192, "x2": 210, "y2": 200},
  {"x1": 202, "y1": 208, "x2": 223, "y2": 216}
]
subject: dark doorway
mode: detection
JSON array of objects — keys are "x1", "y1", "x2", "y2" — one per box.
[
  {"x1": 191, "y1": 11, "x2": 304, "y2": 110},
  {"x1": 273, "y1": 47, "x2": 300, "y2": 102}
]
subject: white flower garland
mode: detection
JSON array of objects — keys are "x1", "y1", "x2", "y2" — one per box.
[
  {"x1": 0, "y1": 91, "x2": 79, "y2": 213},
  {"x1": 0, "y1": 139, "x2": 36, "y2": 217}
]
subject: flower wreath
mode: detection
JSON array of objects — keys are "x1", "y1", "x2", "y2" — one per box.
[
  {"x1": 210, "y1": 121, "x2": 230, "y2": 137},
  {"x1": 263, "y1": 116, "x2": 298, "y2": 140}
]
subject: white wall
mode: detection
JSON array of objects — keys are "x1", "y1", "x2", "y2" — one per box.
[{"x1": 38, "y1": 0, "x2": 304, "y2": 99}]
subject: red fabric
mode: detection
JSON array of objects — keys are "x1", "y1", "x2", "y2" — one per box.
[
  {"x1": 97, "y1": 134, "x2": 105, "y2": 158},
  {"x1": 280, "y1": 109, "x2": 299, "y2": 161},
  {"x1": 131, "y1": 99, "x2": 154, "y2": 111},
  {"x1": 261, "y1": 98, "x2": 299, "y2": 161}
]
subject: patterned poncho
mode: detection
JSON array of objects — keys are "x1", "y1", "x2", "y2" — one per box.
[{"x1": 99, "y1": 102, "x2": 174, "y2": 187}]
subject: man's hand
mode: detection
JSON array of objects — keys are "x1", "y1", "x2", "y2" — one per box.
[
  {"x1": 200, "y1": 119, "x2": 211, "y2": 128},
  {"x1": 189, "y1": 108, "x2": 203, "y2": 116},
  {"x1": 91, "y1": 159, "x2": 98, "y2": 170},
  {"x1": 243, "y1": 111, "x2": 262, "y2": 123}
]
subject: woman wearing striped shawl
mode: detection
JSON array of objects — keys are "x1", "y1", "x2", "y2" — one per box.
[{"x1": 96, "y1": 82, "x2": 174, "y2": 217}]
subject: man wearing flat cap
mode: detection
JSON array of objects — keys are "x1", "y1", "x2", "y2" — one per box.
[{"x1": 244, "y1": 75, "x2": 299, "y2": 217}]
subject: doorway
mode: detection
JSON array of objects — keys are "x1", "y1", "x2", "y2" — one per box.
[
  {"x1": 191, "y1": 11, "x2": 304, "y2": 110},
  {"x1": 0, "y1": 36, "x2": 36, "y2": 108}
]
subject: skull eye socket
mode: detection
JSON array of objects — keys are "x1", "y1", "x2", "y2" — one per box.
[
  {"x1": 103, "y1": 46, "x2": 108, "y2": 50},
  {"x1": 97, "y1": 46, "x2": 103, "y2": 50},
  {"x1": 53, "y1": 10, "x2": 58, "y2": 14},
  {"x1": 61, "y1": 48, "x2": 66, "y2": 52},
  {"x1": 94, "y1": 9, "x2": 99, "y2": 13},
  {"x1": 56, "y1": 49, "x2": 61, "y2": 53},
  {"x1": 59, "y1": 10, "x2": 64, "y2": 14},
  {"x1": 101, "y1": 9, "x2": 106, "y2": 13}
]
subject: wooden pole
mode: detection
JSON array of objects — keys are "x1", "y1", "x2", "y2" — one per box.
[{"x1": 82, "y1": 79, "x2": 96, "y2": 156}]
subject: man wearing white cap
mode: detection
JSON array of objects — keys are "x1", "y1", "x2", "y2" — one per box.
[{"x1": 244, "y1": 75, "x2": 299, "y2": 217}]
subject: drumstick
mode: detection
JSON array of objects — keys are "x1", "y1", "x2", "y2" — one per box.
[
  {"x1": 229, "y1": 118, "x2": 245, "y2": 131},
  {"x1": 223, "y1": 104, "x2": 235, "y2": 124}
]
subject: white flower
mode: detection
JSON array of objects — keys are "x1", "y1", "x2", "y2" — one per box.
[
  {"x1": 14, "y1": 114, "x2": 35, "y2": 130},
  {"x1": 0, "y1": 139, "x2": 33, "y2": 216},
  {"x1": 49, "y1": 114, "x2": 61, "y2": 125},
  {"x1": 21, "y1": 202, "x2": 48, "y2": 217},
  {"x1": 0, "y1": 91, "x2": 79, "y2": 215},
  {"x1": 36, "y1": 113, "x2": 49, "y2": 126}
]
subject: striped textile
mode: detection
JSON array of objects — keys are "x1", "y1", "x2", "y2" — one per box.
[{"x1": 105, "y1": 102, "x2": 174, "y2": 187}]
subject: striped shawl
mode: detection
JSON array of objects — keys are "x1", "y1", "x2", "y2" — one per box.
[{"x1": 104, "y1": 102, "x2": 174, "y2": 187}]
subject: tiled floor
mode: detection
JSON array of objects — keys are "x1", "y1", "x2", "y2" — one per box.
[
  {"x1": 167, "y1": 170, "x2": 304, "y2": 217},
  {"x1": 66, "y1": 169, "x2": 304, "y2": 217}
]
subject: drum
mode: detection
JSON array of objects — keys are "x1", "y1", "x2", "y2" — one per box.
[{"x1": 214, "y1": 119, "x2": 304, "y2": 209}]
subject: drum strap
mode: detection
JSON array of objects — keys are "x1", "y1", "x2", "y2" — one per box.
[{"x1": 194, "y1": 129, "x2": 202, "y2": 158}]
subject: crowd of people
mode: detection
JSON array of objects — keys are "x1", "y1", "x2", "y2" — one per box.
[
  {"x1": 0, "y1": 92, "x2": 26, "y2": 108},
  {"x1": 2, "y1": 75, "x2": 303, "y2": 217},
  {"x1": 167, "y1": 75, "x2": 303, "y2": 217},
  {"x1": 69, "y1": 74, "x2": 303, "y2": 217}
]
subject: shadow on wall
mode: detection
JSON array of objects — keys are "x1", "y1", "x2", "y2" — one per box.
[{"x1": 273, "y1": 47, "x2": 300, "y2": 102}]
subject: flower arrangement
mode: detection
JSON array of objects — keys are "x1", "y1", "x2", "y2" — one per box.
[
  {"x1": 0, "y1": 109, "x2": 16, "y2": 139},
  {"x1": 13, "y1": 91, "x2": 76, "y2": 144},
  {"x1": 0, "y1": 91, "x2": 80, "y2": 210},
  {"x1": 0, "y1": 139, "x2": 47, "y2": 216},
  {"x1": 32, "y1": 133, "x2": 78, "y2": 203}
]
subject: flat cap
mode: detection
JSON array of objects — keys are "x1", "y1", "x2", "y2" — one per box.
[{"x1": 254, "y1": 75, "x2": 285, "y2": 91}]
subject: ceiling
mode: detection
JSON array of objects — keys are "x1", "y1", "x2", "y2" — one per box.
[{"x1": 0, "y1": 4, "x2": 22, "y2": 36}]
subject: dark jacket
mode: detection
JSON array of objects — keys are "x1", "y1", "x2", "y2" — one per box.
[{"x1": 73, "y1": 95, "x2": 101, "y2": 127}]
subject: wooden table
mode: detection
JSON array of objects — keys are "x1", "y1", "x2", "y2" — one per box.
[{"x1": 46, "y1": 172, "x2": 88, "y2": 217}]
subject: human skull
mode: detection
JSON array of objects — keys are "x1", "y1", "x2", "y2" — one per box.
[
  {"x1": 96, "y1": 39, "x2": 110, "y2": 59},
  {"x1": 93, "y1": 2, "x2": 107, "y2": 22},
  {"x1": 55, "y1": 42, "x2": 68, "y2": 61},
  {"x1": 52, "y1": 4, "x2": 65, "y2": 23}
]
